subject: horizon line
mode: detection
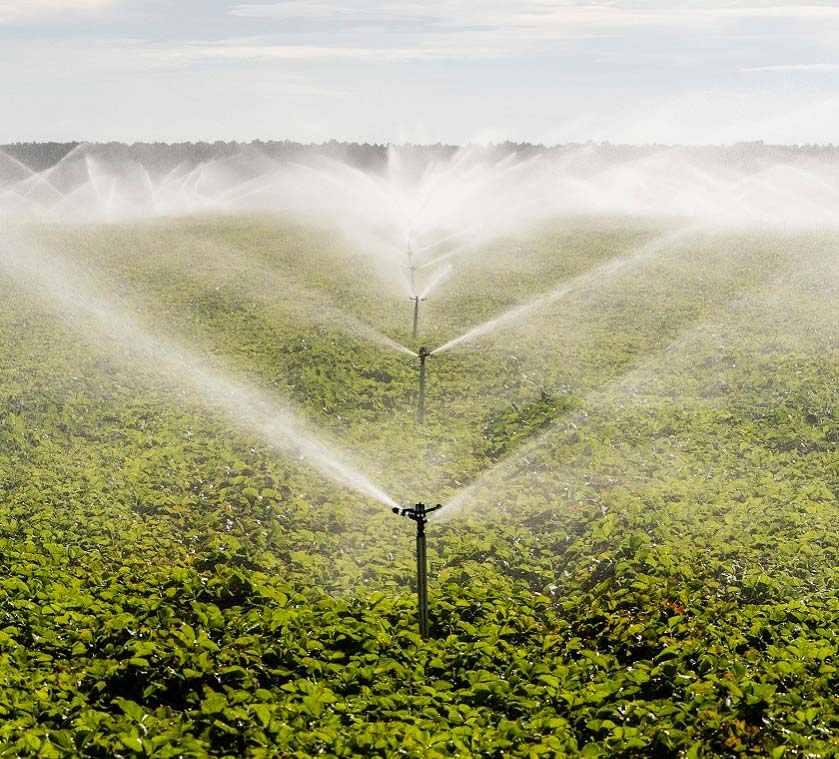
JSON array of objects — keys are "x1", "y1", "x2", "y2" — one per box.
[{"x1": 3, "y1": 138, "x2": 839, "y2": 150}]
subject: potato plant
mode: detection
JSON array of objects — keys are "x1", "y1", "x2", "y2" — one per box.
[{"x1": 1, "y1": 218, "x2": 839, "y2": 756}]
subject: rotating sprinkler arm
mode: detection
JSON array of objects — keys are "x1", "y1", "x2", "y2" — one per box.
[{"x1": 392, "y1": 502, "x2": 443, "y2": 525}]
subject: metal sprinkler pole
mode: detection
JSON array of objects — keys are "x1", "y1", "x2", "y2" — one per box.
[
  {"x1": 392, "y1": 502, "x2": 442, "y2": 639},
  {"x1": 416, "y1": 509, "x2": 428, "y2": 637},
  {"x1": 417, "y1": 347, "x2": 430, "y2": 424},
  {"x1": 410, "y1": 296, "x2": 426, "y2": 341}
]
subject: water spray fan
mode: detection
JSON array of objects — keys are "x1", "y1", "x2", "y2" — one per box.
[{"x1": 392, "y1": 502, "x2": 442, "y2": 640}]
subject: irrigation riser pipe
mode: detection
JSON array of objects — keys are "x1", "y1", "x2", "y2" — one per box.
[
  {"x1": 410, "y1": 295, "x2": 426, "y2": 341},
  {"x1": 392, "y1": 502, "x2": 442, "y2": 639},
  {"x1": 417, "y1": 346, "x2": 431, "y2": 424}
]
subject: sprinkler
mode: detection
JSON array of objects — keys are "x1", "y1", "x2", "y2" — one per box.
[
  {"x1": 410, "y1": 295, "x2": 426, "y2": 340},
  {"x1": 392, "y1": 502, "x2": 442, "y2": 640},
  {"x1": 417, "y1": 346, "x2": 431, "y2": 424}
]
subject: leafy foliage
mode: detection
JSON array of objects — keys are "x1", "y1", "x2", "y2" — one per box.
[{"x1": 1, "y1": 219, "x2": 839, "y2": 756}]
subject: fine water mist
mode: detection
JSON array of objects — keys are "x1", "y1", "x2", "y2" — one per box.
[
  {"x1": 8, "y1": 142, "x2": 839, "y2": 308},
  {"x1": 0, "y1": 226, "x2": 401, "y2": 511},
  {"x1": 430, "y1": 224, "x2": 704, "y2": 355},
  {"x1": 433, "y1": 236, "x2": 839, "y2": 523},
  {"x1": 7, "y1": 141, "x2": 839, "y2": 525}
]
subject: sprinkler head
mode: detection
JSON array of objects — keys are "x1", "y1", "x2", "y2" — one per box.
[
  {"x1": 418, "y1": 346, "x2": 431, "y2": 359},
  {"x1": 392, "y1": 503, "x2": 442, "y2": 524}
]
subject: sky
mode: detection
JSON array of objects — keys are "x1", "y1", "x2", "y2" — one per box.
[{"x1": 2, "y1": 1, "x2": 839, "y2": 145}]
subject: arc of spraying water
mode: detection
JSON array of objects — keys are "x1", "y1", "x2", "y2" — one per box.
[
  {"x1": 0, "y1": 228, "x2": 401, "y2": 511},
  {"x1": 433, "y1": 270, "x2": 794, "y2": 521},
  {"x1": 430, "y1": 224, "x2": 711, "y2": 356}
]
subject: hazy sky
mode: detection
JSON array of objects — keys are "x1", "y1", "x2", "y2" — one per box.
[{"x1": 2, "y1": 1, "x2": 839, "y2": 145}]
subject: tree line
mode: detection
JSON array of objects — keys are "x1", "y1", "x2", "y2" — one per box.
[{"x1": 3, "y1": 139, "x2": 839, "y2": 174}]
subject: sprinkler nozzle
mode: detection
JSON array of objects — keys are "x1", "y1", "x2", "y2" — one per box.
[{"x1": 392, "y1": 503, "x2": 442, "y2": 523}]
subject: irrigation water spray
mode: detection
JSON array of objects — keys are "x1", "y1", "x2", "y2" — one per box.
[
  {"x1": 433, "y1": 248, "x2": 806, "y2": 522},
  {"x1": 10, "y1": 144, "x2": 839, "y2": 232},
  {"x1": 392, "y1": 502, "x2": 442, "y2": 640},
  {"x1": 430, "y1": 225, "x2": 708, "y2": 356},
  {"x1": 9, "y1": 144, "x2": 836, "y2": 645},
  {"x1": 0, "y1": 228, "x2": 401, "y2": 511}
]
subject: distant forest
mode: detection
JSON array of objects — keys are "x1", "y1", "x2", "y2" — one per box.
[{"x1": 4, "y1": 140, "x2": 839, "y2": 174}]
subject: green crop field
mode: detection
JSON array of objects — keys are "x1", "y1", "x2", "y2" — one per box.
[{"x1": 2, "y1": 216, "x2": 839, "y2": 757}]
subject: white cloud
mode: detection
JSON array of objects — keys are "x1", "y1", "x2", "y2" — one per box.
[
  {"x1": 4, "y1": 0, "x2": 839, "y2": 143},
  {"x1": 0, "y1": 0, "x2": 113, "y2": 23},
  {"x1": 149, "y1": 42, "x2": 515, "y2": 64},
  {"x1": 742, "y1": 63, "x2": 839, "y2": 72},
  {"x1": 227, "y1": 2, "x2": 839, "y2": 29},
  {"x1": 220, "y1": 2, "x2": 839, "y2": 65},
  {"x1": 229, "y1": 2, "x2": 392, "y2": 20}
]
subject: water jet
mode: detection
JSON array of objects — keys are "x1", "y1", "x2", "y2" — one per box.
[
  {"x1": 0, "y1": 229, "x2": 402, "y2": 512},
  {"x1": 392, "y1": 502, "x2": 442, "y2": 640}
]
